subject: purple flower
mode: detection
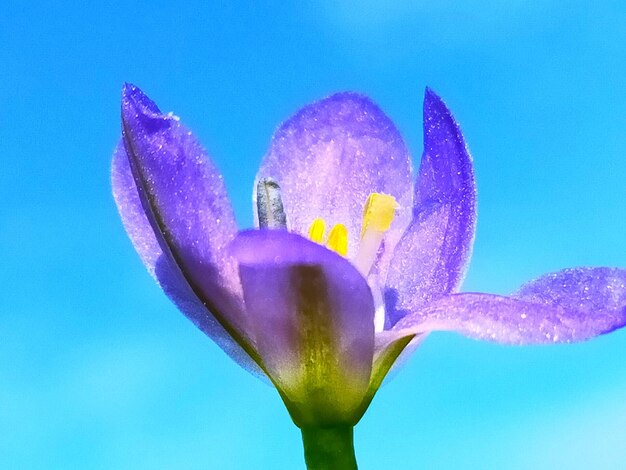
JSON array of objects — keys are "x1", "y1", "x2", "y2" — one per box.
[{"x1": 112, "y1": 84, "x2": 626, "y2": 429}]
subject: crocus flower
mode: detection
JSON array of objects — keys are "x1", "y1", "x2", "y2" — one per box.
[{"x1": 112, "y1": 83, "x2": 626, "y2": 469}]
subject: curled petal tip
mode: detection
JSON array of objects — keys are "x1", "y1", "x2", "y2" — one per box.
[
  {"x1": 122, "y1": 83, "x2": 161, "y2": 114},
  {"x1": 121, "y1": 84, "x2": 170, "y2": 133},
  {"x1": 122, "y1": 82, "x2": 148, "y2": 105}
]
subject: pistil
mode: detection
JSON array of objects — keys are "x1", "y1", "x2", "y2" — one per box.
[{"x1": 257, "y1": 177, "x2": 288, "y2": 229}]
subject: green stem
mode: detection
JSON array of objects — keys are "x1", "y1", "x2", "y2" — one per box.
[{"x1": 300, "y1": 425, "x2": 357, "y2": 470}]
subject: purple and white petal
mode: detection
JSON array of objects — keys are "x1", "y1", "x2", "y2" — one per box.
[
  {"x1": 255, "y1": 93, "x2": 413, "y2": 261},
  {"x1": 385, "y1": 89, "x2": 476, "y2": 326},
  {"x1": 514, "y1": 267, "x2": 626, "y2": 314},
  {"x1": 112, "y1": 143, "x2": 263, "y2": 376},
  {"x1": 393, "y1": 268, "x2": 626, "y2": 344},
  {"x1": 118, "y1": 84, "x2": 253, "y2": 351},
  {"x1": 230, "y1": 230, "x2": 375, "y2": 424}
]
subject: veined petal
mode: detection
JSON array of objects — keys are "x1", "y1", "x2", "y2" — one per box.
[
  {"x1": 112, "y1": 146, "x2": 263, "y2": 376},
  {"x1": 386, "y1": 88, "x2": 476, "y2": 326},
  {"x1": 255, "y1": 93, "x2": 413, "y2": 262},
  {"x1": 117, "y1": 84, "x2": 258, "y2": 365},
  {"x1": 393, "y1": 268, "x2": 626, "y2": 344},
  {"x1": 230, "y1": 230, "x2": 375, "y2": 426}
]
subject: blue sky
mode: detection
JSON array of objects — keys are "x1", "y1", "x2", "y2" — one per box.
[{"x1": 1, "y1": 1, "x2": 625, "y2": 468}]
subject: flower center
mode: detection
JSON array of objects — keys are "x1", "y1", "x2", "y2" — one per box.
[
  {"x1": 256, "y1": 178, "x2": 398, "y2": 275},
  {"x1": 257, "y1": 179, "x2": 396, "y2": 334},
  {"x1": 307, "y1": 193, "x2": 397, "y2": 333},
  {"x1": 307, "y1": 192, "x2": 398, "y2": 277}
]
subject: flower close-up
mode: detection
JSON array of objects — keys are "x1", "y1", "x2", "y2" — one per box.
[{"x1": 112, "y1": 84, "x2": 626, "y2": 469}]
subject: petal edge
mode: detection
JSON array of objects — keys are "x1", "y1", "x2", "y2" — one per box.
[
  {"x1": 393, "y1": 267, "x2": 626, "y2": 344},
  {"x1": 385, "y1": 89, "x2": 476, "y2": 325}
]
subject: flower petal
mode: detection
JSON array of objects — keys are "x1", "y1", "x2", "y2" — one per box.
[
  {"x1": 393, "y1": 268, "x2": 626, "y2": 344},
  {"x1": 514, "y1": 267, "x2": 626, "y2": 314},
  {"x1": 385, "y1": 88, "x2": 476, "y2": 326},
  {"x1": 118, "y1": 84, "x2": 259, "y2": 364},
  {"x1": 230, "y1": 230, "x2": 375, "y2": 425},
  {"x1": 255, "y1": 93, "x2": 413, "y2": 261},
  {"x1": 112, "y1": 143, "x2": 263, "y2": 376}
]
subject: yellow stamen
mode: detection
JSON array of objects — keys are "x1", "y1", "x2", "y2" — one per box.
[
  {"x1": 327, "y1": 224, "x2": 348, "y2": 256},
  {"x1": 360, "y1": 193, "x2": 398, "y2": 239},
  {"x1": 354, "y1": 193, "x2": 398, "y2": 276},
  {"x1": 308, "y1": 218, "x2": 326, "y2": 243}
]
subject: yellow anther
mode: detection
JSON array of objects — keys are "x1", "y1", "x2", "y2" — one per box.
[
  {"x1": 327, "y1": 224, "x2": 348, "y2": 256},
  {"x1": 308, "y1": 218, "x2": 326, "y2": 243},
  {"x1": 360, "y1": 193, "x2": 398, "y2": 239},
  {"x1": 353, "y1": 193, "x2": 398, "y2": 276}
]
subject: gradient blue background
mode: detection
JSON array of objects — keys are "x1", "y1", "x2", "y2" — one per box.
[{"x1": 1, "y1": 1, "x2": 625, "y2": 468}]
